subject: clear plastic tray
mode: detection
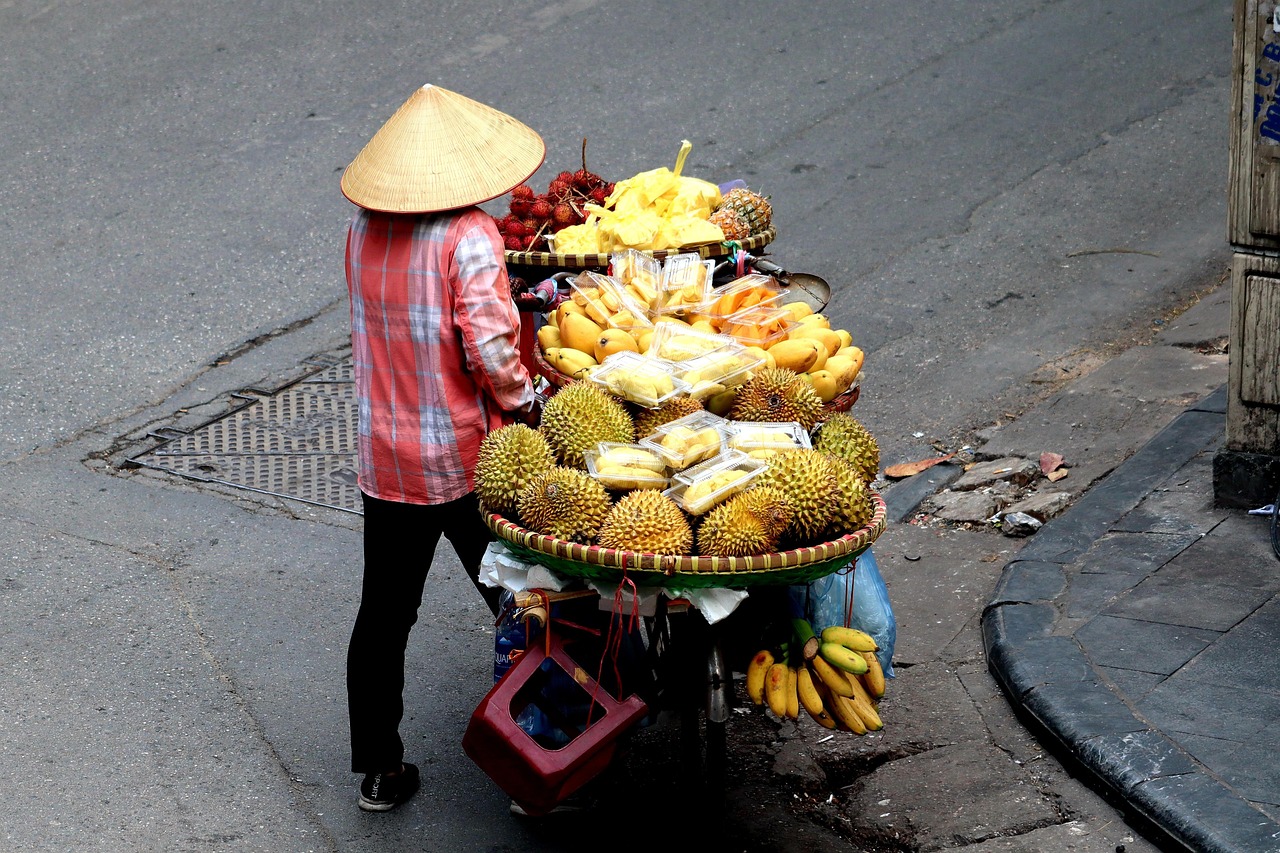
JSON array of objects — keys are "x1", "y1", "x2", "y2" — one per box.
[
  {"x1": 589, "y1": 351, "x2": 690, "y2": 408},
  {"x1": 567, "y1": 270, "x2": 654, "y2": 332},
  {"x1": 701, "y1": 274, "x2": 785, "y2": 323},
  {"x1": 610, "y1": 249, "x2": 662, "y2": 310},
  {"x1": 645, "y1": 323, "x2": 735, "y2": 362},
  {"x1": 584, "y1": 442, "x2": 670, "y2": 491},
  {"x1": 675, "y1": 346, "x2": 766, "y2": 400},
  {"x1": 726, "y1": 421, "x2": 812, "y2": 457},
  {"x1": 639, "y1": 410, "x2": 731, "y2": 469},
  {"x1": 655, "y1": 254, "x2": 714, "y2": 317},
  {"x1": 716, "y1": 303, "x2": 796, "y2": 347},
  {"x1": 664, "y1": 449, "x2": 766, "y2": 515}
]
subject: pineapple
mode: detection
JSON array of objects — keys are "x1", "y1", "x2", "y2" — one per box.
[{"x1": 710, "y1": 187, "x2": 773, "y2": 239}]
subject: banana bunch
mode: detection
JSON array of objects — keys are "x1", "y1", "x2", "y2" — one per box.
[{"x1": 745, "y1": 619, "x2": 887, "y2": 736}]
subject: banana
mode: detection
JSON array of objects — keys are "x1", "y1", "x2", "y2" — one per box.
[
  {"x1": 785, "y1": 666, "x2": 800, "y2": 720},
  {"x1": 764, "y1": 663, "x2": 789, "y2": 718},
  {"x1": 809, "y1": 655, "x2": 854, "y2": 698},
  {"x1": 820, "y1": 625, "x2": 879, "y2": 652},
  {"x1": 796, "y1": 665, "x2": 825, "y2": 717},
  {"x1": 843, "y1": 673, "x2": 884, "y2": 731},
  {"x1": 861, "y1": 651, "x2": 886, "y2": 699},
  {"x1": 819, "y1": 641, "x2": 870, "y2": 675},
  {"x1": 745, "y1": 650, "x2": 774, "y2": 706},
  {"x1": 826, "y1": 691, "x2": 868, "y2": 735}
]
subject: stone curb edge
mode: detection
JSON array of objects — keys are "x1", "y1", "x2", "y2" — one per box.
[{"x1": 982, "y1": 385, "x2": 1280, "y2": 853}]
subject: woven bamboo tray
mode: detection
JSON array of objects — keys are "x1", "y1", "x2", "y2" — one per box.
[
  {"x1": 504, "y1": 227, "x2": 776, "y2": 270},
  {"x1": 484, "y1": 489, "x2": 886, "y2": 590}
]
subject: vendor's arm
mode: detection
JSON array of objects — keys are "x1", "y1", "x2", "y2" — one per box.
[{"x1": 451, "y1": 213, "x2": 535, "y2": 416}]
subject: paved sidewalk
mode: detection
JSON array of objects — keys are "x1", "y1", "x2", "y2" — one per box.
[{"x1": 983, "y1": 385, "x2": 1280, "y2": 853}]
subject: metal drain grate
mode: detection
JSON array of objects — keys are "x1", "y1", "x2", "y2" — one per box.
[{"x1": 131, "y1": 357, "x2": 362, "y2": 513}]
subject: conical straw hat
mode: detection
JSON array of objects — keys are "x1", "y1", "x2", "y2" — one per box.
[{"x1": 341, "y1": 85, "x2": 545, "y2": 213}]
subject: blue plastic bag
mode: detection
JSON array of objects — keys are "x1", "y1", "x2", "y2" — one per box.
[{"x1": 791, "y1": 547, "x2": 896, "y2": 677}]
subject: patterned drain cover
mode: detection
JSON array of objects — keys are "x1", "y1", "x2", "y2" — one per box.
[{"x1": 130, "y1": 359, "x2": 362, "y2": 513}]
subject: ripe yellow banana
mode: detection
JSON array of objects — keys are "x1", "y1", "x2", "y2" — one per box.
[
  {"x1": 825, "y1": 691, "x2": 868, "y2": 735},
  {"x1": 796, "y1": 666, "x2": 825, "y2": 717},
  {"x1": 842, "y1": 671, "x2": 885, "y2": 731},
  {"x1": 764, "y1": 663, "x2": 789, "y2": 718},
  {"x1": 745, "y1": 649, "x2": 774, "y2": 706},
  {"x1": 819, "y1": 641, "x2": 870, "y2": 675},
  {"x1": 820, "y1": 625, "x2": 878, "y2": 652},
  {"x1": 809, "y1": 655, "x2": 854, "y2": 698},
  {"x1": 861, "y1": 651, "x2": 886, "y2": 699},
  {"x1": 785, "y1": 665, "x2": 800, "y2": 720}
]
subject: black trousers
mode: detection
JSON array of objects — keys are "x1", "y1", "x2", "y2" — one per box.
[{"x1": 346, "y1": 491, "x2": 502, "y2": 774}]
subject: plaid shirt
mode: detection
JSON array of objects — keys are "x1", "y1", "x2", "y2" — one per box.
[{"x1": 345, "y1": 206, "x2": 533, "y2": 505}]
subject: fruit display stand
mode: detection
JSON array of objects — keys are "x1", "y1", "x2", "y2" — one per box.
[
  {"x1": 504, "y1": 226, "x2": 777, "y2": 274},
  {"x1": 483, "y1": 488, "x2": 886, "y2": 591}
]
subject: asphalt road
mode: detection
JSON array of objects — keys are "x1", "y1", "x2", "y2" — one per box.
[{"x1": 0, "y1": 1, "x2": 1233, "y2": 850}]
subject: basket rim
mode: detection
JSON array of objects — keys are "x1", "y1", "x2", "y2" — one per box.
[
  {"x1": 504, "y1": 227, "x2": 776, "y2": 269},
  {"x1": 485, "y1": 488, "x2": 886, "y2": 578}
]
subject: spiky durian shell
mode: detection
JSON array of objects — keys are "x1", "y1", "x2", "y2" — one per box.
[
  {"x1": 696, "y1": 486, "x2": 793, "y2": 556},
  {"x1": 728, "y1": 367, "x2": 824, "y2": 432},
  {"x1": 753, "y1": 448, "x2": 841, "y2": 546},
  {"x1": 539, "y1": 381, "x2": 635, "y2": 469},
  {"x1": 474, "y1": 424, "x2": 557, "y2": 517},
  {"x1": 631, "y1": 396, "x2": 704, "y2": 439},
  {"x1": 516, "y1": 466, "x2": 612, "y2": 543},
  {"x1": 825, "y1": 456, "x2": 874, "y2": 538},
  {"x1": 814, "y1": 413, "x2": 880, "y2": 484},
  {"x1": 597, "y1": 490, "x2": 693, "y2": 555}
]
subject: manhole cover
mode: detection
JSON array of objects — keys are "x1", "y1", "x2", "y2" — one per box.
[{"x1": 130, "y1": 358, "x2": 362, "y2": 513}]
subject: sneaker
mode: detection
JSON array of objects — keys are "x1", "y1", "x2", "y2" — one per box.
[{"x1": 358, "y1": 762, "x2": 419, "y2": 812}]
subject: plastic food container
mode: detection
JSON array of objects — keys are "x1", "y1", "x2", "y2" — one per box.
[
  {"x1": 639, "y1": 410, "x2": 731, "y2": 470},
  {"x1": 700, "y1": 274, "x2": 785, "y2": 324},
  {"x1": 664, "y1": 449, "x2": 767, "y2": 516},
  {"x1": 716, "y1": 303, "x2": 796, "y2": 347},
  {"x1": 610, "y1": 249, "x2": 662, "y2": 311},
  {"x1": 589, "y1": 351, "x2": 690, "y2": 409},
  {"x1": 655, "y1": 254, "x2": 714, "y2": 318},
  {"x1": 726, "y1": 421, "x2": 812, "y2": 458},
  {"x1": 645, "y1": 323, "x2": 734, "y2": 362},
  {"x1": 584, "y1": 442, "x2": 670, "y2": 491},
  {"x1": 567, "y1": 270, "x2": 653, "y2": 332},
  {"x1": 675, "y1": 346, "x2": 765, "y2": 400}
]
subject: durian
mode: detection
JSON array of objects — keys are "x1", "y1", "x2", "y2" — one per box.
[
  {"x1": 539, "y1": 381, "x2": 636, "y2": 469},
  {"x1": 597, "y1": 490, "x2": 693, "y2": 555},
  {"x1": 729, "y1": 367, "x2": 824, "y2": 432},
  {"x1": 517, "y1": 466, "x2": 612, "y2": 543},
  {"x1": 474, "y1": 424, "x2": 557, "y2": 517},
  {"x1": 825, "y1": 456, "x2": 874, "y2": 538},
  {"x1": 696, "y1": 486, "x2": 793, "y2": 556},
  {"x1": 753, "y1": 448, "x2": 841, "y2": 546},
  {"x1": 814, "y1": 413, "x2": 880, "y2": 484},
  {"x1": 631, "y1": 395, "x2": 704, "y2": 439}
]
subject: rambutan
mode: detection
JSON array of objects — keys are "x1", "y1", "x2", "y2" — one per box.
[
  {"x1": 552, "y1": 203, "x2": 576, "y2": 225},
  {"x1": 548, "y1": 179, "x2": 571, "y2": 200},
  {"x1": 504, "y1": 236, "x2": 524, "y2": 251},
  {"x1": 509, "y1": 199, "x2": 533, "y2": 218},
  {"x1": 511, "y1": 184, "x2": 534, "y2": 200},
  {"x1": 530, "y1": 199, "x2": 554, "y2": 220}
]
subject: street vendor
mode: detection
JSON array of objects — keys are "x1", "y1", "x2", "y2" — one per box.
[{"x1": 339, "y1": 83, "x2": 543, "y2": 813}]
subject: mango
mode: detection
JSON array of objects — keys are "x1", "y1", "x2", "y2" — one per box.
[
  {"x1": 767, "y1": 338, "x2": 823, "y2": 373},
  {"x1": 560, "y1": 312, "x2": 604, "y2": 354},
  {"x1": 594, "y1": 328, "x2": 639, "y2": 362}
]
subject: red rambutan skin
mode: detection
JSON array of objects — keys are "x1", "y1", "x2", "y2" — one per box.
[{"x1": 511, "y1": 184, "x2": 534, "y2": 200}]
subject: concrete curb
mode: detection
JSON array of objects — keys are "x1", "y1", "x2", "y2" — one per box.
[{"x1": 982, "y1": 385, "x2": 1280, "y2": 853}]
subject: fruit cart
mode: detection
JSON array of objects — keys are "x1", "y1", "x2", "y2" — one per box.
[{"x1": 465, "y1": 149, "x2": 885, "y2": 816}]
